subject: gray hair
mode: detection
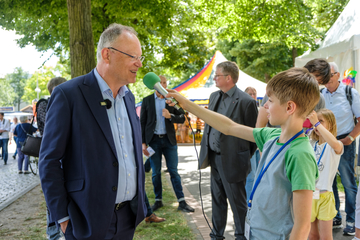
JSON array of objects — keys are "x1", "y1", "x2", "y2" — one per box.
[
  {"x1": 96, "y1": 23, "x2": 138, "y2": 63},
  {"x1": 20, "y1": 116, "x2": 28, "y2": 123},
  {"x1": 329, "y1": 62, "x2": 339, "y2": 73}
]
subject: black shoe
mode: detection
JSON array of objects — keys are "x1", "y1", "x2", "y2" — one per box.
[
  {"x1": 12, "y1": 155, "x2": 16, "y2": 159},
  {"x1": 4, "y1": 162, "x2": 7, "y2": 165},
  {"x1": 151, "y1": 201, "x2": 164, "y2": 212},
  {"x1": 178, "y1": 200, "x2": 194, "y2": 213},
  {"x1": 164, "y1": 169, "x2": 169, "y2": 173}
]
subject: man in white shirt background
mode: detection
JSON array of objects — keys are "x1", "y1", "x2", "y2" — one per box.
[{"x1": 0, "y1": 112, "x2": 11, "y2": 165}]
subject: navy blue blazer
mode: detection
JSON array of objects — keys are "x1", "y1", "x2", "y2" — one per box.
[{"x1": 39, "y1": 70, "x2": 146, "y2": 239}]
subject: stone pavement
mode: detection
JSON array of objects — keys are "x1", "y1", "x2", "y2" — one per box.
[
  {"x1": 174, "y1": 145, "x2": 354, "y2": 240},
  {"x1": 0, "y1": 142, "x2": 40, "y2": 211}
]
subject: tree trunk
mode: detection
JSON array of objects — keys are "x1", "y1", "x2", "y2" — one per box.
[
  {"x1": 292, "y1": 47, "x2": 297, "y2": 67},
  {"x1": 67, "y1": 0, "x2": 96, "y2": 78},
  {"x1": 265, "y1": 73, "x2": 271, "y2": 83}
]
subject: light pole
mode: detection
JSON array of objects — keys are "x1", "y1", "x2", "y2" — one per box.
[{"x1": 35, "y1": 78, "x2": 41, "y2": 100}]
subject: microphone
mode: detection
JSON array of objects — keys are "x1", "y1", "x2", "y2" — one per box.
[
  {"x1": 143, "y1": 72, "x2": 182, "y2": 110},
  {"x1": 100, "y1": 99, "x2": 112, "y2": 109}
]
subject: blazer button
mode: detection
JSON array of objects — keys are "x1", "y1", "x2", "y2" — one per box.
[
  {"x1": 112, "y1": 186, "x2": 117, "y2": 191},
  {"x1": 113, "y1": 161, "x2": 118, "y2": 167}
]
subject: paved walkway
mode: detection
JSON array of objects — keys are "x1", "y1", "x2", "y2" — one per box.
[
  {"x1": 175, "y1": 145, "x2": 354, "y2": 240},
  {"x1": 0, "y1": 142, "x2": 40, "y2": 211},
  {"x1": 0, "y1": 143, "x2": 355, "y2": 239}
]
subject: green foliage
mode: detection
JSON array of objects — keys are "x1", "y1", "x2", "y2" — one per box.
[
  {"x1": 0, "y1": 0, "x2": 350, "y2": 103},
  {"x1": 307, "y1": 0, "x2": 351, "y2": 34},
  {"x1": 22, "y1": 62, "x2": 70, "y2": 104},
  {"x1": 213, "y1": 0, "x2": 349, "y2": 82},
  {"x1": 4, "y1": 67, "x2": 30, "y2": 110},
  {"x1": 0, "y1": 0, "x2": 213, "y2": 87},
  {"x1": 22, "y1": 67, "x2": 56, "y2": 103},
  {"x1": 0, "y1": 78, "x2": 16, "y2": 107},
  {"x1": 218, "y1": 39, "x2": 298, "y2": 82}
]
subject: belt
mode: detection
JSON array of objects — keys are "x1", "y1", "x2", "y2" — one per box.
[
  {"x1": 115, "y1": 201, "x2": 129, "y2": 211},
  {"x1": 155, "y1": 134, "x2": 166, "y2": 138},
  {"x1": 337, "y1": 132, "x2": 351, "y2": 140}
]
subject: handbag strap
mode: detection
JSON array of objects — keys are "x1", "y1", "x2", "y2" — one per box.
[{"x1": 20, "y1": 116, "x2": 35, "y2": 136}]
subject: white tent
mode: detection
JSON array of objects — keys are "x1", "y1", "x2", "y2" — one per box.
[{"x1": 295, "y1": 0, "x2": 360, "y2": 91}]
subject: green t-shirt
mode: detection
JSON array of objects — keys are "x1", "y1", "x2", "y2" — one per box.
[
  {"x1": 248, "y1": 127, "x2": 318, "y2": 240},
  {"x1": 253, "y1": 127, "x2": 318, "y2": 191}
]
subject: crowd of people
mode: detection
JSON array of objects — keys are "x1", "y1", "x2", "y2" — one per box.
[{"x1": 1, "y1": 22, "x2": 360, "y2": 240}]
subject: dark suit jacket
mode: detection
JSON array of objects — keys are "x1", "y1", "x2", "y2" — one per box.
[
  {"x1": 140, "y1": 93, "x2": 185, "y2": 146},
  {"x1": 39, "y1": 70, "x2": 146, "y2": 240},
  {"x1": 199, "y1": 87, "x2": 258, "y2": 183}
]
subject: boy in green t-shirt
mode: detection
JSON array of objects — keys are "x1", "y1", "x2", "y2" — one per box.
[{"x1": 166, "y1": 67, "x2": 320, "y2": 239}]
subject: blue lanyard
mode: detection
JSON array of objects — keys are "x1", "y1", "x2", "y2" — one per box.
[
  {"x1": 248, "y1": 129, "x2": 304, "y2": 208},
  {"x1": 314, "y1": 141, "x2": 327, "y2": 166}
]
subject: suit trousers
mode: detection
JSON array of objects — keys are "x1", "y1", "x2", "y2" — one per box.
[
  {"x1": 62, "y1": 203, "x2": 136, "y2": 240},
  {"x1": 210, "y1": 152, "x2": 247, "y2": 240}
]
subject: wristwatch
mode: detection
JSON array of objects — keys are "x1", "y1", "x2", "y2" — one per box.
[{"x1": 347, "y1": 135, "x2": 355, "y2": 142}]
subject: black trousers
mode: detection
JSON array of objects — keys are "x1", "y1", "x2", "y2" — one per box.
[{"x1": 209, "y1": 152, "x2": 247, "y2": 240}]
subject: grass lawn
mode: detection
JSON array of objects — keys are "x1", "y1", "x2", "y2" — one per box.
[
  {"x1": 133, "y1": 171, "x2": 195, "y2": 240},
  {"x1": 0, "y1": 171, "x2": 195, "y2": 240}
]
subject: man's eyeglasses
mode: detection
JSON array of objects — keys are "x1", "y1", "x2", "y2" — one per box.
[
  {"x1": 214, "y1": 74, "x2": 228, "y2": 79},
  {"x1": 107, "y1": 47, "x2": 145, "y2": 62},
  {"x1": 330, "y1": 72, "x2": 338, "y2": 77}
]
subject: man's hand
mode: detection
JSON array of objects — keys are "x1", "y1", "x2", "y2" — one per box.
[
  {"x1": 340, "y1": 136, "x2": 353, "y2": 146},
  {"x1": 162, "y1": 109, "x2": 171, "y2": 119},
  {"x1": 60, "y1": 220, "x2": 69, "y2": 234},
  {"x1": 142, "y1": 143, "x2": 150, "y2": 156}
]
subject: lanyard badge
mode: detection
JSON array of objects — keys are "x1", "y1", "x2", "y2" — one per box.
[{"x1": 248, "y1": 129, "x2": 304, "y2": 208}]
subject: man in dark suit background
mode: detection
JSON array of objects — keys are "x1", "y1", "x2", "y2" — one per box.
[
  {"x1": 140, "y1": 75, "x2": 194, "y2": 213},
  {"x1": 39, "y1": 23, "x2": 146, "y2": 240},
  {"x1": 199, "y1": 61, "x2": 258, "y2": 240}
]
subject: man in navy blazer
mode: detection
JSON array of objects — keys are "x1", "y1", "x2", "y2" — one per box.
[{"x1": 39, "y1": 23, "x2": 146, "y2": 240}]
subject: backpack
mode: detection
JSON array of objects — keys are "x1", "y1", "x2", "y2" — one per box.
[
  {"x1": 35, "y1": 98, "x2": 48, "y2": 136},
  {"x1": 320, "y1": 85, "x2": 357, "y2": 124}
]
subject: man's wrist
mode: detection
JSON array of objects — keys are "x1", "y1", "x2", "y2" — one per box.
[{"x1": 348, "y1": 135, "x2": 355, "y2": 142}]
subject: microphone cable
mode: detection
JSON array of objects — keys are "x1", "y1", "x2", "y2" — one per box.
[{"x1": 184, "y1": 113, "x2": 215, "y2": 235}]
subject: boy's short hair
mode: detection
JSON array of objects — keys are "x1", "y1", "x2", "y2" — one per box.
[
  {"x1": 303, "y1": 58, "x2": 331, "y2": 85},
  {"x1": 47, "y1": 77, "x2": 67, "y2": 94},
  {"x1": 266, "y1": 67, "x2": 320, "y2": 117},
  {"x1": 217, "y1": 61, "x2": 239, "y2": 84},
  {"x1": 310, "y1": 109, "x2": 337, "y2": 141}
]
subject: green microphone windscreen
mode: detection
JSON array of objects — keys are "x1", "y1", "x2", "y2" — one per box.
[{"x1": 143, "y1": 72, "x2": 160, "y2": 89}]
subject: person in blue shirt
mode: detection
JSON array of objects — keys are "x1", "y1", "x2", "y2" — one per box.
[{"x1": 13, "y1": 116, "x2": 37, "y2": 174}]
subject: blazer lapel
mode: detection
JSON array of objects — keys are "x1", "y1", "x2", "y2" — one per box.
[
  {"x1": 209, "y1": 91, "x2": 221, "y2": 111},
  {"x1": 78, "y1": 70, "x2": 117, "y2": 158},
  {"x1": 225, "y1": 89, "x2": 240, "y2": 118}
]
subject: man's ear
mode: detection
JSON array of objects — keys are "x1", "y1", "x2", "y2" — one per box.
[{"x1": 101, "y1": 48, "x2": 111, "y2": 63}]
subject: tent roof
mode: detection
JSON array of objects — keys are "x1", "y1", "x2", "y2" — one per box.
[
  {"x1": 174, "y1": 51, "x2": 267, "y2": 103},
  {"x1": 296, "y1": 0, "x2": 360, "y2": 62}
]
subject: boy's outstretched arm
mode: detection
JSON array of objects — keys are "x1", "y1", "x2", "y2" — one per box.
[
  {"x1": 166, "y1": 89, "x2": 255, "y2": 143},
  {"x1": 290, "y1": 190, "x2": 312, "y2": 240}
]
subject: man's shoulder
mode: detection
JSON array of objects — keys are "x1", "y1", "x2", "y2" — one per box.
[
  {"x1": 142, "y1": 93, "x2": 155, "y2": 104},
  {"x1": 57, "y1": 71, "x2": 95, "y2": 91}
]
